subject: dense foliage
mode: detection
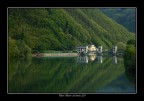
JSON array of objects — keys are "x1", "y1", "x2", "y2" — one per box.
[
  {"x1": 100, "y1": 8, "x2": 136, "y2": 33},
  {"x1": 8, "y1": 8, "x2": 135, "y2": 59},
  {"x1": 8, "y1": 36, "x2": 31, "y2": 59},
  {"x1": 124, "y1": 39, "x2": 136, "y2": 83},
  {"x1": 127, "y1": 39, "x2": 136, "y2": 46},
  {"x1": 116, "y1": 42, "x2": 126, "y2": 51}
]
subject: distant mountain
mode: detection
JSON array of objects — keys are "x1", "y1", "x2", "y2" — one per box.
[
  {"x1": 100, "y1": 8, "x2": 136, "y2": 33},
  {"x1": 8, "y1": 8, "x2": 135, "y2": 58}
]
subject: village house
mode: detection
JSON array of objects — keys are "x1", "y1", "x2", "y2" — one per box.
[
  {"x1": 76, "y1": 46, "x2": 88, "y2": 54},
  {"x1": 76, "y1": 44, "x2": 97, "y2": 54},
  {"x1": 97, "y1": 46, "x2": 102, "y2": 54},
  {"x1": 113, "y1": 45, "x2": 117, "y2": 54},
  {"x1": 88, "y1": 44, "x2": 97, "y2": 52}
]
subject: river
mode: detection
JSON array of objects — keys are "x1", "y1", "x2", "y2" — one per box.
[{"x1": 8, "y1": 55, "x2": 136, "y2": 93}]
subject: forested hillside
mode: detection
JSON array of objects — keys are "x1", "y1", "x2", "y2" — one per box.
[
  {"x1": 8, "y1": 8, "x2": 135, "y2": 59},
  {"x1": 100, "y1": 8, "x2": 136, "y2": 33}
]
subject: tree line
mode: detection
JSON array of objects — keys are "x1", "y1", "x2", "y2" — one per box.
[{"x1": 8, "y1": 8, "x2": 135, "y2": 59}]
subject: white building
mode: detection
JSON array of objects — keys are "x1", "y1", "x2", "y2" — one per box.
[
  {"x1": 88, "y1": 45, "x2": 97, "y2": 52},
  {"x1": 113, "y1": 46, "x2": 117, "y2": 54},
  {"x1": 76, "y1": 46, "x2": 88, "y2": 54},
  {"x1": 77, "y1": 45, "x2": 97, "y2": 55},
  {"x1": 97, "y1": 46, "x2": 102, "y2": 54}
]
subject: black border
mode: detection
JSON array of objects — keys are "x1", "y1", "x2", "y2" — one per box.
[{"x1": 1, "y1": 0, "x2": 143, "y2": 99}]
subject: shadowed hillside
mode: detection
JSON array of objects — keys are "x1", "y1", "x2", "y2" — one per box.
[{"x1": 8, "y1": 8, "x2": 135, "y2": 59}]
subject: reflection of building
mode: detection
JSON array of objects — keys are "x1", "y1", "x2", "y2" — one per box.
[
  {"x1": 77, "y1": 55, "x2": 88, "y2": 63},
  {"x1": 77, "y1": 55, "x2": 118, "y2": 64},
  {"x1": 77, "y1": 55, "x2": 96, "y2": 63},
  {"x1": 98, "y1": 55, "x2": 102, "y2": 63},
  {"x1": 88, "y1": 55, "x2": 96, "y2": 61},
  {"x1": 112, "y1": 56, "x2": 117, "y2": 64}
]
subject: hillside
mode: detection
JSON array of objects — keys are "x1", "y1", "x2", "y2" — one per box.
[
  {"x1": 100, "y1": 8, "x2": 136, "y2": 33},
  {"x1": 8, "y1": 8, "x2": 135, "y2": 58}
]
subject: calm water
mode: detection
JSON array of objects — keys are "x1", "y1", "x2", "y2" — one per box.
[{"x1": 8, "y1": 55, "x2": 136, "y2": 93}]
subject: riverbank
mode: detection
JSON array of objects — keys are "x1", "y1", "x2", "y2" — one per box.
[{"x1": 32, "y1": 53, "x2": 78, "y2": 57}]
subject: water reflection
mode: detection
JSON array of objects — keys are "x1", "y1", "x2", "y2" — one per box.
[
  {"x1": 98, "y1": 55, "x2": 102, "y2": 64},
  {"x1": 8, "y1": 56, "x2": 135, "y2": 93},
  {"x1": 77, "y1": 55, "x2": 117, "y2": 64},
  {"x1": 77, "y1": 55, "x2": 96, "y2": 63},
  {"x1": 77, "y1": 55, "x2": 88, "y2": 63},
  {"x1": 112, "y1": 56, "x2": 117, "y2": 64},
  {"x1": 88, "y1": 55, "x2": 96, "y2": 61}
]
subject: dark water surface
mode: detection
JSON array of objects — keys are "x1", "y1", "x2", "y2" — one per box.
[{"x1": 8, "y1": 55, "x2": 136, "y2": 93}]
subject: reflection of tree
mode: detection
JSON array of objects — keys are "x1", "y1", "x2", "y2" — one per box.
[
  {"x1": 15, "y1": 57, "x2": 32, "y2": 78},
  {"x1": 8, "y1": 59, "x2": 20, "y2": 80},
  {"x1": 124, "y1": 44, "x2": 136, "y2": 85},
  {"x1": 9, "y1": 57, "x2": 125, "y2": 93},
  {"x1": 8, "y1": 57, "x2": 32, "y2": 92},
  {"x1": 125, "y1": 68, "x2": 136, "y2": 84}
]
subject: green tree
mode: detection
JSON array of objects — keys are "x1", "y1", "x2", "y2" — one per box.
[
  {"x1": 8, "y1": 36, "x2": 20, "y2": 59},
  {"x1": 127, "y1": 39, "x2": 136, "y2": 46},
  {"x1": 124, "y1": 44, "x2": 136, "y2": 83},
  {"x1": 16, "y1": 40, "x2": 31, "y2": 58},
  {"x1": 124, "y1": 45, "x2": 136, "y2": 69},
  {"x1": 117, "y1": 42, "x2": 126, "y2": 51}
]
